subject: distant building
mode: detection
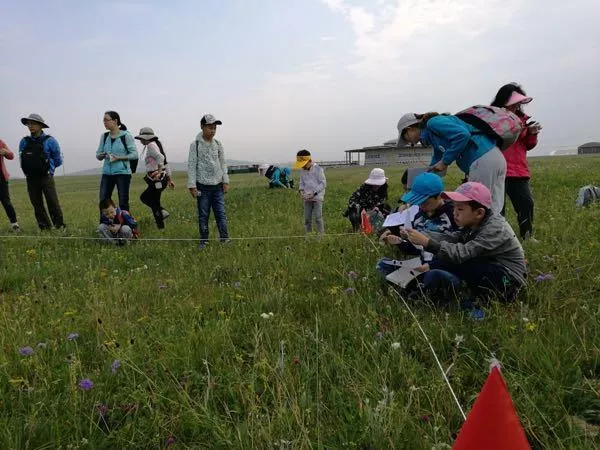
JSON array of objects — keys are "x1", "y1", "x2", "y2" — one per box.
[
  {"x1": 345, "y1": 139, "x2": 432, "y2": 166},
  {"x1": 578, "y1": 142, "x2": 600, "y2": 155}
]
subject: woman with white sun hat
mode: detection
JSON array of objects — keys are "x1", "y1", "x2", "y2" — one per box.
[{"x1": 344, "y1": 167, "x2": 391, "y2": 232}]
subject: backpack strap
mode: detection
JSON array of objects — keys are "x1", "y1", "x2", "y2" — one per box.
[{"x1": 102, "y1": 132, "x2": 128, "y2": 151}]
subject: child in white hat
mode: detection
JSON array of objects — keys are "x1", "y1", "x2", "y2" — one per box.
[{"x1": 344, "y1": 168, "x2": 390, "y2": 232}]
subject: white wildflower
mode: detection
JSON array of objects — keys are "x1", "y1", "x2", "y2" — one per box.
[{"x1": 391, "y1": 342, "x2": 401, "y2": 350}]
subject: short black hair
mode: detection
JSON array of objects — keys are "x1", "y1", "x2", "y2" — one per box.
[
  {"x1": 99, "y1": 198, "x2": 115, "y2": 210},
  {"x1": 296, "y1": 149, "x2": 311, "y2": 157},
  {"x1": 401, "y1": 169, "x2": 408, "y2": 186},
  {"x1": 467, "y1": 200, "x2": 489, "y2": 212},
  {"x1": 491, "y1": 83, "x2": 526, "y2": 108}
]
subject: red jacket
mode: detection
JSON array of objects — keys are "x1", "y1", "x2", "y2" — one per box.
[
  {"x1": 502, "y1": 114, "x2": 538, "y2": 178},
  {"x1": 0, "y1": 139, "x2": 15, "y2": 181}
]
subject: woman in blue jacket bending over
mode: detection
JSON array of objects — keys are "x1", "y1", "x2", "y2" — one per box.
[
  {"x1": 96, "y1": 111, "x2": 139, "y2": 211},
  {"x1": 397, "y1": 112, "x2": 506, "y2": 213}
]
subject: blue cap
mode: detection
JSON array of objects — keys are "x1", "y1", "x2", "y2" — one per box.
[{"x1": 401, "y1": 172, "x2": 444, "y2": 205}]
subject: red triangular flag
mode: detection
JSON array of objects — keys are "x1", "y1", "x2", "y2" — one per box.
[
  {"x1": 360, "y1": 209, "x2": 373, "y2": 234},
  {"x1": 453, "y1": 367, "x2": 530, "y2": 450}
]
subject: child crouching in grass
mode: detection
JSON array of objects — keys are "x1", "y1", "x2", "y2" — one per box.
[
  {"x1": 98, "y1": 198, "x2": 138, "y2": 246},
  {"x1": 402, "y1": 182, "x2": 526, "y2": 303}
]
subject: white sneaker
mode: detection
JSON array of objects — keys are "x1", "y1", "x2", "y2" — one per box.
[
  {"x1": 10, "y1": 222, "x2": 20, "y2": 231},
  {"x1": 161, "y1": 209, "x2": 170, "y2": 219}
]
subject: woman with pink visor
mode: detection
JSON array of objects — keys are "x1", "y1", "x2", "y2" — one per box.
[{"x1": 491, "y1": 83, "x2": 542, "y2": 241}]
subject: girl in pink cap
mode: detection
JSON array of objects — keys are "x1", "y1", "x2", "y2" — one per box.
[{"x1": 491, "y1": 83, "x2": 542, "y2": 241}]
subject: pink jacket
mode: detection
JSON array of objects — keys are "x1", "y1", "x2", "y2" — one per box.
[
  {"x1": 502, "y1": 115, "x2": 538, "y2": 178},
  {"x1": 0, "y1": 139, "x2": 15, "y2": 181}
]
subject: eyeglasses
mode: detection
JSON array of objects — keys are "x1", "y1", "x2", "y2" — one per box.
[{"x1": 103, "y1": 118, "x2": 115, "y2": 123}]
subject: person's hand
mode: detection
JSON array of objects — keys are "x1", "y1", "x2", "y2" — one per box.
[
  {"x1": 527, "y1": 121, "x2": 543, "y2": 135},
  {"x1": 385, "y1": 235, "x2": 402, "y2": 245},
  {"x1": 405, "y1": 229, "x2": 429, "y2": 247},
  {"x1": 189, "y1": 187, "x2": 198, "y2": 199},
  {"x1": 168, "y1": 180, "x2": 175, "y2": 189},
  {"x1": 429, "y1": 161, "x2": 448, "y2": 173},
  {"x1": 396, "y1": 203, "x2": 408, "y2": 212},
  {"x1": 0, "y1": 147, "x2": 7, "y2": 156},
  {"x1": 398, "y1": 228, "x2": 409, "y2": 239},
  {"x1": 222, "y1": 183, "x2": 230, "y2": 193},
  {"x1": 109, "y1": 224, "x2": 121, "y2": 233},
  {"x1": 414, "y1": 263, "x2": 430, "y2": 273},
  {"x1": 97, "y1": 152, "x2": 106, "y2": 161},
  {"x1": 109, "y1": 153, "x2": 119, "y2": 162}
]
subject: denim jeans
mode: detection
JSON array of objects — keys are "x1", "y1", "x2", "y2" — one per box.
[
  {"x1": 100, "y1": 174, "x2": 132, "y2": 211},
  {"x1": 303, "y1": 200, "x2": 324, "y2": 234},
  {"x1": 424, "y1": 258, "x2": 518, "y2": 302},
  {"x1": 197, "y1": 185, "x2": 228, "y2": 243}
]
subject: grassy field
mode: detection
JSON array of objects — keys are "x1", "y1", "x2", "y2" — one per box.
[{"x1": 1, "y1": 156, "x2": 600, "y2": 449}]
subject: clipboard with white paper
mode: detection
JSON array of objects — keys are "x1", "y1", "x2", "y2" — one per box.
[{"x1": 385, "y1": 257, "x2": 423, "y2": 288}]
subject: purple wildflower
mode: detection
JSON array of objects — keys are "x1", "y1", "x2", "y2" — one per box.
[
  {"x1": 165, "y1": 436, "x2": 176, "y2": 447},
  {"x1": 78, "y1": 378, "x2": 94, "y2": 391},
  {"x1": 535, "y1": 273, "x2": 553, "y2": 282},
  {"x1": 158, "y1": 284, "x2": 168, "y2": 290},
  {"x1": 420, "y1": 415, "x2": 431, "y2": 423},
  {"x1": 67, "y1": 332, "x2": 79, "y2": 341},
  {"x1": 345, "y1": 287, "x2": 356, "y2": 295},
  {"x1": 233, "y1": 281, "x2": 242, "y2": 289},
  {"x1": 111, "y1": 359, "x2": 121, "y2": 374},
  {"x1": 347, "y1": 271, "x2": 359, "y2": 280},
  {"x1": 19, "y1": 346, "x2": 34, "y2": 356}
]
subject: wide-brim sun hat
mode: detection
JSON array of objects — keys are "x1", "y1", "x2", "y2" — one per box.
[
  {"x1": 365, "y1": 168, "x2": 387, "y2": 186},
  {"x1": 401, "y1": 172, "x2": 444, "y2": 206},
  {"x1": 505, "y1": 91, "x2": 533, "y2": 107},
  {"x1": 135, "y1": 127, "x2": 158, "y2": 140},
  {"x1": 396, "y1": 113, "x2": 420, "y2": 146},
  {"x1": 21, "y1": 113, "x2": 49, "y2": 128}
]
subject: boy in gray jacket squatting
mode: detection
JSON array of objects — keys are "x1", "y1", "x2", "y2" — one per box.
[
  {"x1": 401, "y1": 182, "x2": 526, "y2": 302},
  {"x1": 295, "y1": 149, "x2": 326, "y2": 235},
  {"x1": 187, "y1": 114, "x2": 230, "y2": 250}
]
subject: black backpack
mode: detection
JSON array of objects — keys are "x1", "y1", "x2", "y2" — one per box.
[
  {"x1": 102, "y1": 132, "x2": 139, "y2": 173},
  {"x1": 264, "y1": 165, "x2": 276, "y2": 179},
  {"x1": 21, "y1": 135, "x2": 51, "y2": 177}
]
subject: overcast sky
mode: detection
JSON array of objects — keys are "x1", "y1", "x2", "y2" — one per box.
[{"x1": 1, "y1": 0, "x2": 599, "y2": 174}]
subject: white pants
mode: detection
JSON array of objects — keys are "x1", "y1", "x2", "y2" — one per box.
[{"x1": 468, "y1": 147, "x2": 507, "y2": 213}]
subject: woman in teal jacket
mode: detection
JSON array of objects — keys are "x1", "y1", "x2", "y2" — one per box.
[
  {"x1": 96, "y1": 111, "x2": 138, "y2": 211},
  {"x1": 397, "y1": 112, "x2": 506, "y2": 213}
]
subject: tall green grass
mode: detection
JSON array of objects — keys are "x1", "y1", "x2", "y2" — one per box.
[{"x1": 0, "y1": 156, "x2": 599, "y2": 448}]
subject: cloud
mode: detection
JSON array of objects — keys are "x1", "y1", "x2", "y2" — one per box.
[
  {"x1": 265, "y1": 60, "x2": 335, "y2": 86},
  {"x1": 320, "y1": 0, "x2": 522, "y2": 81}
]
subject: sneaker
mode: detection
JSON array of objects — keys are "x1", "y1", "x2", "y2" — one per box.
[
  {"x1": 220, "y1": 238, "x2": 232, "y2": 245},
  {"x1": 10, "y1": 223, "x2": 20, "y2": 232},
  {"x1": 161, "y1": 209, "x2": 170, "y2": 219},
  {"x1": 198, "y1": 241, "x2": 208, "y2": 250}
]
